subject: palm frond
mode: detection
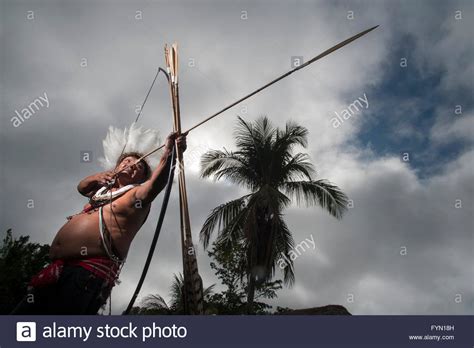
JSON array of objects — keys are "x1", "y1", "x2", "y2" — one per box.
[
  {"x1": 234, "y1": 116, "x2": 261, "y2": 152},
  {"x1": 276, "y1": 120, "x2": 309, "y2": 149},
  {"x1": 254, "y1": 116, "x2": 276, "y2": 146},
  {"x1": 201, "y1": 148, "x2": 261, "y2": 189},
  {"x1": 271, "y1": 214, "x2": 295, "y2": 286},
  {"x1": 141, "y1": 294, "x2": 170, "y2": 311},
  {"x1": 211, "y1": 166, "x2": 259, "y2": 189},
  {"x1": 169, "y1": 273, "x2": 184, "y2": 310},
  {"x1": 279, "y1": 152, "x2": 315, "y2": 182},
  {"x1": 200, "y1": 194, "x2": 251, "y2": 249},
  {"x1": 214, "y1": 204, "x2": 249, "y2": 250},
  {"x1": 282, "y1": 180, "x2": 348, "y2": 219},
  {"x1": 203, "y1": 283, "x2": 216, "y2": 299},
  {"x1": 200, "y1": 149, "x2": 243, "y2": 178}
]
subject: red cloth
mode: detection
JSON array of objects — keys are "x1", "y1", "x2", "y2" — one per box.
[
  {"x1": 70, "y1": 257, "x2": 120, "y2": 285},
  {"x1": 29, "y1": 259, "x2": 65, "y2": 288},
  {"x1": 29, "y1": 257, "x2": 119, "y2": 288}
]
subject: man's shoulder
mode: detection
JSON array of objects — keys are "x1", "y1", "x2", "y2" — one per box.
[{"x1": 125, "y1": 185, "x2": 152, "y2": 206}]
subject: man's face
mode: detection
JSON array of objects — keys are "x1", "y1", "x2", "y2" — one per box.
[{"x1": 116, "y1": 156, "x2": 147, "y2": 184}]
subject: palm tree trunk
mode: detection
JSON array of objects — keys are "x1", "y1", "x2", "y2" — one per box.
[
  {"x1": 246, "y1": 207, "x2": 270, "y2": 314},
  {"x1": 246, "y1": 274, "x2": 256, "y2": 314}
]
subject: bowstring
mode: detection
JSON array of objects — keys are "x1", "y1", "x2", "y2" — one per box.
[{"x1": 114, "y1": 67, "x2": 169, "y2": 175}]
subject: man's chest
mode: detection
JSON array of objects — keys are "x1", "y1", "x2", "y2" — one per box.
[{"x1": 101, "y1": 188, "x2": 149, "y2": 218}]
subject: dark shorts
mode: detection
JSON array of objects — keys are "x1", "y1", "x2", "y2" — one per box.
[{"x1": 11, "y1": 264, "x2": 111, "y2": 315}]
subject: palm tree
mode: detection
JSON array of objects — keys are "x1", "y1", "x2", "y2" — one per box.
[
  {"x1": 140, "y1": 273, "x2": 215, "y2": 314},
  {"x1": 200, "y1": 116, "x2": 348, "y2": 312}
]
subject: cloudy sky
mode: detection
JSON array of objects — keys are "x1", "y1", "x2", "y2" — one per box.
[{"x1": 1, "y1": 0, "x2": 472, "y2": 315}]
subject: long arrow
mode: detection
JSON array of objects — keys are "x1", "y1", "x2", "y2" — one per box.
[{"x1": 122, "y1": 25, "x2": 379, "y2": 170}]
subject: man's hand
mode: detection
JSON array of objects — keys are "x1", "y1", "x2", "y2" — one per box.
[
  {"x1": 165, "y1": 131, "x2": 188, "y2": 153},
  {"x1": 176, "y1": 132, "x2": 187, "y2": 153},
  {"x1": 134, "y1": 132, "x2": 188, "y2": 205},
  {"x1": 77, "y1": 170, "x2": 115, "y2": 197},
  {"x1": 93, "y1": 171, "x2": 115, "y2": 186}
]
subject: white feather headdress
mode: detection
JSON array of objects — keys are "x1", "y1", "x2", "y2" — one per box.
[{"x1": 98, "y1": 123, "x2": 163, "y2": 170}]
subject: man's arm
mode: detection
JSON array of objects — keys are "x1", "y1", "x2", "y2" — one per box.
[
  {"x1": 134, "y1": 132, "x2": 186, "y2": 205},
  {"x1": 77, "y1": 171, "x2": 114, "y2": 197},
  {"x1": 134, "y1": 147, "x2": 174, "y2": 205}
]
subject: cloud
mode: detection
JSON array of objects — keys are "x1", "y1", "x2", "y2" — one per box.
[
  {"x1": 1, "y1": 0, "x2": 472, "y2": 315},
  {"x1": 268, "y1": 150, "x2": 473, "y2": 314},
  {"x1": 430, "y1": 110, "x2": 474, "y2": 145}
]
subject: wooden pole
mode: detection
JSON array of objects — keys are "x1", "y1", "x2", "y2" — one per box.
[{"x1": 166, "y1": 43, "x2": 204, "y2": 315}]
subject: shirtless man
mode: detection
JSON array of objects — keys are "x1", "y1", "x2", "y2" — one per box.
[{"x1": 12, "y1": 132, "x2": 187, "y2": 314}]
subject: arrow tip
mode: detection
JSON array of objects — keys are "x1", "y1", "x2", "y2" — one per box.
[{"x1": 356, "y1": 25, "x2": 379, "y2": 38}]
